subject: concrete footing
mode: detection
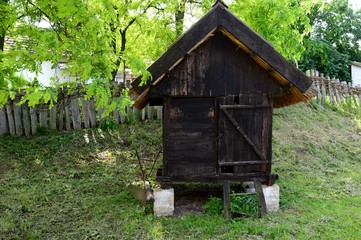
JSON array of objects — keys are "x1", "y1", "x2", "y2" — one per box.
[
  {"x1": 262, "y1": 184, "x2": 280, "y2": 212},
  {"x1": 153, "y1": 188, "x2": 174, "y2": 216}
]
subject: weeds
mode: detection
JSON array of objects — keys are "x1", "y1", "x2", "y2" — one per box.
[{"x1": 204, "y1": 193, "x2": 260, "y2": 218}]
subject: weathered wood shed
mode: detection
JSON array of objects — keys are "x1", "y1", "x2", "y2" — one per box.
[{"x1": 131, "y1": 1, "x2": 314, "y2": 188}]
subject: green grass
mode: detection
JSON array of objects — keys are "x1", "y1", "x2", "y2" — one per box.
[{"x1": 1, "y1": 102, "x2": 361, "y2": 239}]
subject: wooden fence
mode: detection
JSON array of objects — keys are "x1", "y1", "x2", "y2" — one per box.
[
  {"x1": 1, "y1": 70, "x2": 361, "y2": 137},
  {"x1": 307, "y1": 70, "x2": 361, "y2": 106},
  {"x1": 0, "y1": 89, "x2": 163, "y2": 136}
]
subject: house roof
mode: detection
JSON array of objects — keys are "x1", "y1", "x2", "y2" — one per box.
[
  {"x1": 351, "y1": 61, "x2": 361, "y2": 67},
  {"x1": 131, "y1": 1, "x2": 314, "y2": 109}
]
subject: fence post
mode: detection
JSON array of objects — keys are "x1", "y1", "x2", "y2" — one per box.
[
  {"x1": 147, "y1": 105, "x2": 154, "y2": 121},
  {"x1": 39, "y1": 104, "x2": 48, "y2": 128},
  {"x1": 0, "y1": 106, "x2": 9, "y2": 136},
  {"x1": 134, "y1": 107, "x2": 140, "y2": 122},
  {"x1": 88, "y1": 98, "x2": 97, "y2": 128},
  {"x1": 327, "y1": 76, "x2": 336, "y2": 104},
  {"x1": 157, "y1": 106, "x2": 163, "y2": 120},
  {"x1": 13, "y1": 95, "x2": 23, "y2": 136},
  {"x1": 50, "y1": 105, "x2": 57, "y2": 130},
  {"x1": 334, "y1": 79, "x2": 341, "y2": 104},
  {"x1": 312, "y1": 70, "x2": 321, "y2": 103},
  {"x1": 114, "y1": 108, "x2": 120, "y2": 124},
  {"x1": 81, "y1": 95, "x2": 90, "y2": 128},
  {"x1": 351, "y1": 86, "x2": 359, "y2": 107},
  {"x1": 22, "y1": 104, "x2": 31, "y2": 136},
  {"x1": 142, "y1": 108, "x2": 146, "y2": 121},
  {"x1": 320, "y1": 73, "x2": 327, "y2": 104},
  {"x1": 30, "y1": 107, "x2": 37, "y2": 134},
  {"x1": 6, "y1": 100, "x2": 15, "y2": 135},
  {"x1": 64, "y1": 95, "x2": 72, "y2": 131},
  {"x1": 70, "y1": 93, "x2": 82, "y2": 130},
  {"x1": 58, "y1": 99, "x2": 64, "y2": 130}
]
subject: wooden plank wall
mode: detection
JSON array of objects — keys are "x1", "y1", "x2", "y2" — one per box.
[{"x1": 0, "y1": 91, "x2": 163, "y2": 136}]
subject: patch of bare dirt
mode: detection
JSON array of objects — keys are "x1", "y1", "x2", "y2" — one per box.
[{"x1": 173, "y1": 184, "x2": 223, "y2": 216}]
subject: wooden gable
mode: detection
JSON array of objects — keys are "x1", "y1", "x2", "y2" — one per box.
[{"x1": 151, "y1": 31, "x2": 283, "y2": 98}]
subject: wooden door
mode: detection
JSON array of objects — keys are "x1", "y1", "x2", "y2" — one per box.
[{"x1": 217, "y1": 94, "x2": 272, "y2": 177}]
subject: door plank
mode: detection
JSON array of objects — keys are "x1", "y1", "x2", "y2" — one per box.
[{"x1": 220, "y1": 107, "x2": 266, "y2": 162}]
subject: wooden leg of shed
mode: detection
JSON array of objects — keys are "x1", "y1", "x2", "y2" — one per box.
[
  {"x1": 254, "y1": 179, "x2": 267, "y2": 218},
  {"x1": 223, "y1": 181, "x2": 231, "y2": 221}
]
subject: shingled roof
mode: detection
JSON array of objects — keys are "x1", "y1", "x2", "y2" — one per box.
[{"x1": 131, "y1": 1, "x2": 314, "y2": 109}]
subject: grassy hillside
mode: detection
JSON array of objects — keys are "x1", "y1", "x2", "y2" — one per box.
[{"x1": 0, "y1": 103, "x2": 360, "y2": 239}]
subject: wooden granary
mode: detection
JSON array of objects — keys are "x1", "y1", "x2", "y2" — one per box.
[{"x1": 131, "y1": 2, "x2": 313, "y2": 189}]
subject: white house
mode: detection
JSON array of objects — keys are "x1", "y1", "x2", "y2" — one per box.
[
  {"x1": 5, "y1": 38, "x2": 133, "y2": 87},
  {"x1": 351, "y1": 61, "x2": 361, "y2": 87},
  {"x1": 18, "y1": 61, "x2": 131, "y2": 87},
  {"x1": 18, "y1": 61, "x2": 76, "y2": 86}
]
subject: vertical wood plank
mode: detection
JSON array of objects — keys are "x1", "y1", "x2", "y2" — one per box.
[
  {"x1": 328, "y1": 78, "x2": 336, "y2": 104},
  {"x1": 88, "y1": 98, "x2": 97, "y2": 128},
  {"x1": 120, "y1": 106, "x2": 126, "y2": 124},
  {"x1": 262, "y1": 94, "x2": 271, "y2": 173},
  {"x1": 30, "y1": 107, "x2": 38, "y2": 134},
  {"x1": 162, "y1": 98, "x2": 171, "y2": 178},
  {"x1": 315, "y1": 78, "x2": 321, "y2": 104},
  {"x1": 345, "y1": 82, "x2": 351, "y2": 102},
  {"x1": 157, "y1": 106, "x2": 163, "y2": 120},
  {"x1": 13, "y1": 96, "x2": 23, "y2": 136},
  {"x1": 339, "y1": 81, "x2": 345, "y2": 103},
  {"x1": 98, "y1": 107, "x2": 104, "y2": 122},
  {"x1": 22, "y1": 105, "x2": 31, "y2": 136},
  {"x1": 58, "y1": 100, "x2": 64, "y2": 130},
  {"x1": 0, "y1": 107, "x2": 9, "y2": 136},
  {"x1": 334, "y1": 80, "x2": 341, "y2": 104},
  {"x1": 114, "y1": 108, "x2": 120, "y2": 124},
  {"x1": 147, "y1": 105, "x2": 153, "y2": 121},
  {"x1": 6, "y1": 101, "x2": 15, "y2": 135},
  {"x1": 133, "y1": 107, "x2": 139, "y2": 122},
  {"x1": 81, "y1": 97, "x2": 90, "y2": 128},
  {"x1": 71, "y1": 94, "x2": 81, "y2": 130},
  {"x1": 141, "y1": 108, "x2": 146, "y2": 121},
  {"x1": 126, "y1": 105, "x2": 131, "y2": 122},
  {"x1": 64, "y1": 97, "x2": 72, "y2": 131},
  {"x1": 320, "y1": 75, "x2": 326, "y2": 104},
  {"x1": 50, "y1": 105, "x2": 57, "y2": 130},
  {"x1": 39, "y1": 105, "x2": 48, "y2": 128},
  {"x1": 223, "y1": 181, "x2": 231, "y2": 221},
  {"x1": 255, "y1": 179, "x2": 267, "y2": 218},
  {"x1": 351, "y1": 87, "x2": 358, "y2": 107}
]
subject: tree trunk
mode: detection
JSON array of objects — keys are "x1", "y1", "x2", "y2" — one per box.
[
  {"x1": 175, "y1": 0, "x2": 186, "y2": 37},
  {"x1": 0, "y1": 34, "x2": 4, "y2": 52},
  {"x1": 0, "y1": 0, "x2": 9, "y2": 52}
]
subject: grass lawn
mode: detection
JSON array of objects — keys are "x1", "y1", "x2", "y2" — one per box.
[{"x1": 1, "y1": 103, "x2": 361, "y2": 239}]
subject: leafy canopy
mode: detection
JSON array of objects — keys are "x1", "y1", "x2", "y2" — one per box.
[
  {"x1": 229, "y1": 0, "x2": 314, "y2": 63},
  {"x1": 0, "y1": 0, "x2": 321, "y2": 111},
  {"x1": 300, "y1": 0, "x2": 361, "y2": 82}
]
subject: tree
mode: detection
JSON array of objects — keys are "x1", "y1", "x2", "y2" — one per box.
[
  {"x1": 229, "y1": 0, "x2": 314, "y2": 63},
  {"x1": 299, "y1": 0, "x2": 361, "y2": 82},
  {"x1": 0, "y1": 0, "x2": 171, "y2": 110},
  {"x1": 1, "y1": 0, "x2": 320, "y2": 111}
]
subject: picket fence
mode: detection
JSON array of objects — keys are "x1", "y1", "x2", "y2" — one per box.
[
  {"x1": 307, "y1": 70, "x2": 361, "y2": 106},
  {"x1": 1, "y1": 70, "x2": 361, "y2": 137},
  {"x1": 0, "y1": 88, "x2": 163, "y2": 136}
]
